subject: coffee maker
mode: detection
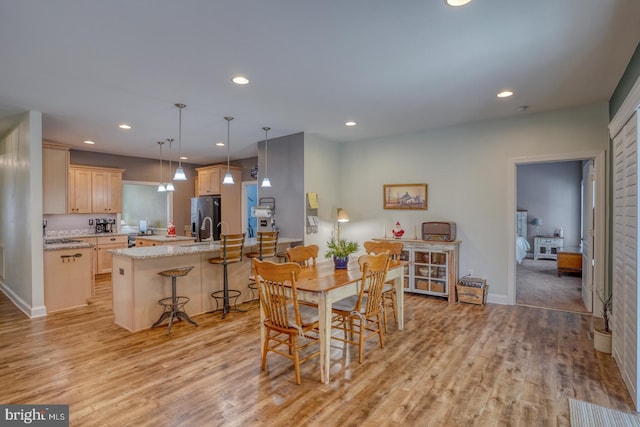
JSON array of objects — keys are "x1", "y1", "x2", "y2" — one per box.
[
  {"x1": 105, "y1": 218, "x2": 114, "y2": 233},
  {"x1": 95, "y1": 218, "x2": 107, "y2": 233}
]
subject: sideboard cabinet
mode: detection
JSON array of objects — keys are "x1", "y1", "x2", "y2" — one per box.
[{"x1": 373, "y1": 238, "x2": 460, "y2": 302}]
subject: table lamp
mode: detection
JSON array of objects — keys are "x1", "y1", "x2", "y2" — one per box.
[
  {"x1": 336, "y1": 208, "x2": 349, "y2": 240},
  {"x1": 531, "y1": 218, "x2": 542, "y2": 236}
]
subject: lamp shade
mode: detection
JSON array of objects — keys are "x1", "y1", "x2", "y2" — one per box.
[
  {"x1": 337, "y1": 208, "x2": 349, "y2": 223},
  {"x1": 531, "y1": 218, "x2": 542, "y2": 226}
]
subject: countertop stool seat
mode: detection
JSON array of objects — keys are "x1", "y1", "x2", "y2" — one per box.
[
  {"x1": 152, "y1": 266, "x2": 197, "y2": 335},
  {"x1": 209, "y1": 233, "x2": 246, "y2": 319}
]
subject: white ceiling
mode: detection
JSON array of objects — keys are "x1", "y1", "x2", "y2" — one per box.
[{"x1": 1, "y1": 0, "x2": 639, "y2": 165}]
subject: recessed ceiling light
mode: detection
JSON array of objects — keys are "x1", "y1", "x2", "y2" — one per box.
[
  {"x1": 118, "y1": 124, "x2": 131, "y2": 130},
  {"x1": 446, "y1": 0, "x2": 472, "y2": 6},
  {"x1": 497, "y1": 90, "x2": 514, "y2": 98},
  {"x1": 216, "y1": 141, "x2": 225, "y2": 147},
  {"x1": 84, "y1": 140, "x2": 95, "y2": 145},
  {"x1": 345, "y1": 121, "x2": 357, "y2": 127},
  {"x1": 232, "y1": 76, "x2": 249, "y2": 85}
]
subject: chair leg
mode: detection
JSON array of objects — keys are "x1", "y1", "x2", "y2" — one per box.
[
  {"x1": 377, "y1": 313, "x2": 385, "y2": 349},
  {"x1": 292, "y1": 334, "x2": 301, "y2": 385},
  {"x1": 261, "y1": 330, "x2": 270, "y2": 370},
  {"x1": 358, "y1": 318, "x2": 365, "y2": 364},
  {"x1": 389, "y1": 292, "x2": 398, "y2": 324},
  {"x1": 382, "y1": 301, "x2": 389, "y2": 333}
]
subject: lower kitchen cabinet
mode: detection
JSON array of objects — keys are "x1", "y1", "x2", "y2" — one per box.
[
  {"x1": 44, "y1": 246, "x2": 93, "y2": 312},
  {"x1": 374, "y1": 238, "x2": 460, "y2": 302},
  {"x1": 77, "y1": 235, "x2": 128, "y2": 275}
]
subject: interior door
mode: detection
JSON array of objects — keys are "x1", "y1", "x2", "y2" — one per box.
[{"x1": 581, "y1": 160, "x2": 594, "y2": 312}]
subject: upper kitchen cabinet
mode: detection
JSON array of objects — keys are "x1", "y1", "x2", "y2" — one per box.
[
  {"x1": 92, "y1": 169, "x2": 123, "y2": 213},
  {"x1": 196, "y1": 165, "x2": 242, "y2": 234},
  {"x1": 43, "y1": 142, "x2": 70, "y2": 214},
  {"x1": 68, "y1": 165, "x2": 124, "y2": 214},
  {"x1": 196, "y1": 165, "x2": 221, "y2": 196},
  {"x1": 68, "y1": 166, "x2": 93, "y2": 213}
]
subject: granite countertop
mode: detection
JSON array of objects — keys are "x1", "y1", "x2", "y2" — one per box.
[
  {"x1": 110, "y1": 237, "x2": 302, "y2": 260},
  {"x1": 44, "y1": 239, "x2": 94, "y2": 251},
  {"x1": 134, "y1": 235, "x2": 195, "y2": 243}
]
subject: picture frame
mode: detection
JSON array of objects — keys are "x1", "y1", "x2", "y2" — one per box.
[{"x1": 383, "y1": 183, "x2": 428, "y2": 210}]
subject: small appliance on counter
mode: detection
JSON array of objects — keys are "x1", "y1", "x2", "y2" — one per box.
[
  {"x1": 95, "y1": 218, "x2": 115, "y2": 233},
  {"x1": 422, "y1": 221, "x2": 457, "y2": 242},
  {"x1": 253, "y1": 197, "x2": 276, "y2": 232}
]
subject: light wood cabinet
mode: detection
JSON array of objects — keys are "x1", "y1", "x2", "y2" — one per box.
[
  {"x1": 196, "y1": 166, "x2": 221, "y2": 196},
  {"x1": 68, "y1": 167, "x2": 93, "y2": 213},
  {"x1": 196, "y1": 165, "x2": 242, "y2": 234},
  {"x1": 68, "y1": 165, "x2": 124, "y2": 214},
  {"x1": 92, "y1": 169, "x2": 123, "y2": 213},
  {"x1": 76, "y1": 235, "x2": 128, "y2": 275},
  {"x1": 42, "y1": 142, "x2": 69, "y2": 214},
  {"x1": 44, "y1": 247, "x2": 93, "y2": 312}
]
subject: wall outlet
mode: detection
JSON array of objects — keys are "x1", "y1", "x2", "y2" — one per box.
[{"x1": 89, "y1": 219, "x2": 94, "y2": 225}]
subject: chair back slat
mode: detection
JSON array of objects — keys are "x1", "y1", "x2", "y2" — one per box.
[
  {"x1": 357, "y1": 252, "x2": 391, "y2": 315},
  {"x1": 252, "y1": 259, "x2": 303, "y2": 329},
  {"x1": 286, "y1": 245, "x2": 319, "y2": 266},
  {"x1": 363, "y1": 241, "x2": 403, "y2": 260},
  {"x1": 221, "y1": 233, "x2": 245, "y2": 264},
  {"x1": 257, "y1": 231, "x2": 279, "y2": 259}
]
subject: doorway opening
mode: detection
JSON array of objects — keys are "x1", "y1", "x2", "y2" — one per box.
[{"x1": 507, "y1": 150, "x2": 605, "y2": 315}]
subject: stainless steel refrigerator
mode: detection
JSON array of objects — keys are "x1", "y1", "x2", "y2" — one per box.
[{"x1": 191, "y1": 195, "x2": 222, "y2": 241}]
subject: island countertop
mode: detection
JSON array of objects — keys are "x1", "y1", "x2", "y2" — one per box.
[{"x1": 109, "y1": 237, "x2": 302, "y2": 260}]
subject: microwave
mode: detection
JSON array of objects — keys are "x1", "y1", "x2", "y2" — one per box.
[{"x1": 422, "y1": 221, "x2": 456, "y2": 242}]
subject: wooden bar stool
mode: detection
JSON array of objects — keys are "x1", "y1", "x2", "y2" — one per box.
[
  {"x1": 209, "y1": 233, "x2": 245, "y2": 319},
  {"x1": 245, "y1": 230, "x2": 279, "y2": 300},
  {"x1": 152, "y1": 266, "x2": 197, "y2": 335}
]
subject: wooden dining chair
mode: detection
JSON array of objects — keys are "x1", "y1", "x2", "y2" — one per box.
[
  {"x1": 245, "y1": 230, "x2": 279, "y2": 300},
  {"x1": 363, "y1": 240, "x2": 403, "y2": 332},
  {"x1": 286, "y1": 244, "x2": 319, "y2": 266},
  {"x1": 331, "y1": 252, "x2": 391, "y2": 363},
  {"x1": 252, "y1": 259, "x2": 320, "y2": 385}
]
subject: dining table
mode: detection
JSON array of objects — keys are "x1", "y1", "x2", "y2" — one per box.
[{"x1": 259, "y1": 258, "x2": 406, "y2": 384}]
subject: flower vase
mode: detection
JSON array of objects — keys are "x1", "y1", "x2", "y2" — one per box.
[{"x1": 333, "y1": 256, "x2": 349, "y2": 269}]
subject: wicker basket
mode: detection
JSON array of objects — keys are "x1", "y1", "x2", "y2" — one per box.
[{"x1": 456, "y1": 277, "x2": 488, "y2": 305}]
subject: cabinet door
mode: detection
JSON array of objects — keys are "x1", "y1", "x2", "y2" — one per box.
[
  {"x1": 43, "y1": 145, "x2": 69, "y2": 214},
  {"x1": 108, "y1": 171, "x2": 122, "y2": 212},
  {"x1": 198, "y1": 168, "x2": 221, "y2": 195},
  {"x1": 68, "y1": 168, "x2": 92, "y2": 213},
  {"x1": 97, "y1": 236, "x2": 127, "y2": 273}
]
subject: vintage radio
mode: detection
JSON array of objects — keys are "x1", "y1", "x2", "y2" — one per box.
[{"x1": 422, "y1": 221, "x2": 457, "y2": 242}]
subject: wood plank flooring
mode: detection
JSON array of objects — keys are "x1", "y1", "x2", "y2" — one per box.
[{"x1": 0, "y1": 275, "x2": 634, "y2": 426}]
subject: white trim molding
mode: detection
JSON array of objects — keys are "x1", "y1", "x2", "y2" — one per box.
[{"x1": 610, "y1": 75, "x2": 640, "y2": 138}]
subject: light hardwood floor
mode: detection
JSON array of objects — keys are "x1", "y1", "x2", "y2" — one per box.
[{"x1": 0, "y1": 275, "x2": 634, "y2": 426}]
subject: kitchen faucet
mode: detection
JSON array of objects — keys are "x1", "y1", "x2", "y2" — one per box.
[
  {"x1": 217, "y1": 221, "x2": 229, "y2": 236},
  {"x1": 200, "y1": 216, "x2": 214, "y2": 242}
]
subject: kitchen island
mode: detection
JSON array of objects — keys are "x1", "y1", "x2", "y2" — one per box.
[{"x1": 109, "y1": 237, "x2": 301, "y2": 332}]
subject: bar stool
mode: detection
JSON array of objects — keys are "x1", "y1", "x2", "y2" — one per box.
[
  {"x1": 245, "y1": 230, "x2": 279, "y2": 300},
  {"x1": 208, "y1": 233, "x2": 245, "y2": 319},
  {"x1": 152, "y1": 266, "x2": 197, "y2": 335}
]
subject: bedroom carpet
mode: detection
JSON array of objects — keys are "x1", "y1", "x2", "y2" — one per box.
[
  {"x1": 516, "y1": 258, "x2": 587, "y2": 313},
  {"x1": 569, "y1": 398, "x2": 640, "y2": 426}
]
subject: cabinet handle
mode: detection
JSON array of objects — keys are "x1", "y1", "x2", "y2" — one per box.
[{"x1": 110, "y1": 238, "x2": 116, "y2": 241}]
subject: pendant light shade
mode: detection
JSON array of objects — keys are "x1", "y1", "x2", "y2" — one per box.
[
  {"x1": 173, "y1": 103, "x2": 187, "y2": 181},
  {"x1": 165, "y1": 138, "x2": 175, "y2": 192},
  {"x1": 157, "y1": 141, "x2": 166, "y2": 192},
  {"x1": 223, "y1": 116, "x2": 234, "y2": 185},
  {"x1": 261, "y1": 126, "x2": 272, "y2": 188}
]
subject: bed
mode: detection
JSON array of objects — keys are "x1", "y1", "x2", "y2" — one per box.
[{"x1": 516, "y1": 235, "x2": 530, "y2": 264}]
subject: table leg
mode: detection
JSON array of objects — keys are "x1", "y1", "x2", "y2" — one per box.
[
  {"x1": 318, "y1": 292, "x2": 331, "y2": 384},
  {"x1": 395, "y1": 271, "x2": 404, "y2": 330}
]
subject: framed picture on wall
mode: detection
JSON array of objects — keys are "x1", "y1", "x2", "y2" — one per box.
[{"x1": 383, "y1": 183, "x2": 428, "y2": 210}]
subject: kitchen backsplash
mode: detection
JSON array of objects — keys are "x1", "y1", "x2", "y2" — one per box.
[{"x1": 44, "y1": 213, "x2": 118, "y2": 233}]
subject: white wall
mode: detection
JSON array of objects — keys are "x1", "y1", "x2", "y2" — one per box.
[
  {"x1": 0, "y1": 111, "x2": 45, "y2": 317},
  {"x1": 335, "y1": 103, "x2": 609, "y2": 302}
]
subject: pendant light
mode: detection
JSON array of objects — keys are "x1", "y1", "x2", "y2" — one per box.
[
  {"x1": 157, "y1": 141, "x2": 166, "y2": 192},
  {"x1": 165, "y1": 138, "x2": 175, "y2": 192},
  {"x1": 261, "y1": 127, "x2": 272, "y2": 188},
  {"x1": 173, "y1": 103, "x2": 187, "y2": 181},
  {"x1": 222, "y1": 116, "x2": 234, "y2": 185}
]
